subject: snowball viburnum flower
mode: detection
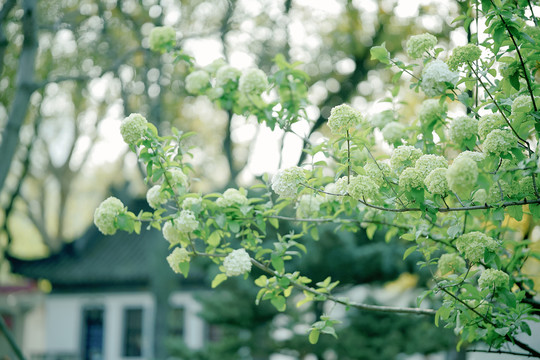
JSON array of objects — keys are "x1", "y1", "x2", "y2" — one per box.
[
  {"x1": 390, "y1": 145, "x2": 423, "y2": 170},
  {"x1": 162, "y1": 221, "x2": 183, "y2": 245},
  {"x1": 334, "y1": 176, "x2": 349, "y2": 195},
  {"x1": 216, "y1": 188, "x2": 249, "y2": 207},
  {"x1": 216, "y1": 65, "x2": 242, "y2": 87},
  {"x1": 399, "y1": 168, "x2": 424, "y2": 191},
  {"x1": 447, "y1": 44, "x2": 482, "y2": 70},
  {"x1": 478, "y1": 113, "x2": 505, "y2": 138},
  {"x1": 424, "y1": 168, "x2": 449, "y2": 195},
  {"x1": 238, "y1": 68, "x2": 268, "y2": 95},
  {"x1": 146, "y1": 185, "x2": 170, "y2": 209},
  {"x1": 483, "y1": 129, "x2": 515, "y2": 156},
  {"x1": 418, "y1": 99, "x2": 447, "y2": 127},
  {"x1": 421, "y1": 60, "x2": 459, "y2": 97},
  {"x1": 381, "y1": 122, "x2": 406, "y2": 143},
  {"x1": 438, "y1": 253, "x2": 466, "y2": 275},
  {"x1": 149, "y1": 26, "x2": 176, "y2": 53},
  {"x1": 447, "y1": 157, "x2": 478, "y2": 198},
  {"x1": 296, "y1": 194, "x2": 324, "y2": 218},
  {"x1": 454, "y1": 151, "x2": 485, "y2": 163},
  {"x1": 511, "y1": 94, "x2": 539, "y2": 115},
  {"x1": 364, "y1": 162, "x2": 391, "y2": 187},
  {"x1": 271, "y1": 166, "x2": 306, "y2": 198},
  {"x1": 415, "y1": 154, "x2": 448, "y2": 177},
  {"x1": 182, "y1": 196, "x2": 204, "y2": 212},
  {"x1": 347, "y1": 175, "x2": 379, "y2": 200},
  {"x1": 167, "y1": 168, "x2": 189, "y2": 191},
  {"x1": 120, "y1": 113, "x2": 148, "y2": 145},
  {"x1": 456, "y1": 231, "x2": 498, "y2": 263},
  {"x1": 327, "y1": 104, "x2": 363, "y2": 135},
  {"x1": 478, "y1": 269, "x2": 509, "y2": 290},
  {"x1": 368, "y1": 110, "x2": 394, "y2": 129},
  {"x1": 185, "y1": 70, "x2": 210, "y2": 95},
  {"x1": 94, "y1": 196, "x2": 125, "y2": 235},
  {"x1": 223, "y1": 248, "x2": 252, "y2": 276},
  {"x1": 175, "y1": 210, "x2": 199, "y2": 233},
  {"x1": 449, "y1": 116, "x2": 478, "y2": 145},
  {"x1": 406, "y1": 33, "x2": 437, "y2": 59},
  {"x1": 167, "y1": 247, "x2": 190, "y2": 274}
]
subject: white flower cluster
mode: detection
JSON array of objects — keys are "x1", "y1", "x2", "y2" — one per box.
[
  {"x1": 415, "y1": 154, "x2": 448, "y2": 177},
  {"x1": 483, "y1": 129, "x2": 515, "y2": 156},
  {"x1": 454, "y1": 151, "x2": 485, "y2": 163},
  {"x1": 185, "y1": 70, "x2": 210, "y2": 95},
  {"x1": 399, "y1": 168, "x2": 423, "y2": 191},
  {"x1": 418, "y1": 99, "x2": 447, "y2": 126},
  {"x1": 478, "y1": 113, "x2": 505, "y2": 138},
  {"x1": 381, "y1": 122, "x2": 406, "y2": 143},
  {"x1": 478, "y1": 269, "x2": 509, "y2": 290},
  {"x1": 348, "y1": 175, "x2": 379, "y2": 200},
  {"x1": 390, "y1": 145, "x2": 423, "y2": 170},
  {"x1": 94, "y1": 197, "x2": 125, "y2": 235},
  {"x1": 149, "y1": 26, "x2": 176, "y2": 53},
  {"x1": 120, "y1": 113, "x2": 148, "y2": 145},
  {"x1": 334, "y1": 176, "x2": 349, "y2": 195},
  {"x1": 327, "y1": 104, "x2": 363, "y2": 135},
  {"x1": 438, "y1": 253, "x2": 466, "y2": 275},
  {"x1": 424, "y1": 168, "x2": 448, "y2": 195},
  {"x1": 271, "y1": 166, "x2": 306, "y2": 198},
  {"x1": 421, "y1": 60, "x2": 459, "y2": 97},
  {"x1": 449, "y1": 116, "x2": 478, "y2": 144},
  {"x1": 364, "y1": 162, "x2": 391, "y2": 187},
  {"x1": 146, "y1": 185, "x2": 170, "y2": 209},
  {"x1": 182, "y1": 196, "x2": 204, "y2": 212},
  {"x1": 369, "y1": 110, "x2": 394, "y2": 129},
  {"x1": 296, "y1": 194, "x2": 324, "y2": 218},
  {"x1": 216, "y1": 65, "x2": 242, "y2": 87},
  {"x1": 447, "y1": 157, "x2": 478, "y2": 198},
  {"x1": 238, "y1": 68, "x2": 268, "y2": 94},
  {"x1": 511, "y1": 94, "x2": 539, "y2": 115},
  {"x1": 176, "y1": 209, "x2": 199, "y2": 233},
  {"x1": 216, "y1": 188, "x2": 249, "y2": 207},
  {"x1": 167, "y1": 168, "x2": 189, "y2": 190},
  {"x1": 223, "y1": 248, "x2": 252, "y2": 276},
  {"x1": 162, "y1": 221, "x2": 183, "y2": 245},
  {"x1": 167, "y1": 247, "x2": 190, "y2": 274},
  {"x1": 456, "y1": 231, "x2": 498, "y2": 263},
  {"x1": 406, "y1": 33, "x2": 437, "y2": 59}
]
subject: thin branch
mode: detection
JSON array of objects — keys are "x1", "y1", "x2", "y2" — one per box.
[
  {"x1": 0, "y1": 315, "x2": 26, "y2": 360},
  {"x1": 467, "y1": 348, "x2": 537, "y2": 358}
]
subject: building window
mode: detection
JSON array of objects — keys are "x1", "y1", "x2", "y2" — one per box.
[
  {"x1": 82, "y1": 307, "x2": 104, "y2": 360},
  {"x1": 168, "y1": 307, "x2": 185, "y2": 338},
  {"x1": 123, "y1": 308, "x2": 143, "y2": 357}
]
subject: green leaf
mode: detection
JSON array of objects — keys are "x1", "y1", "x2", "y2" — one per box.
[
  {"x1": 207, "y1": 231, "x2": 221, "y2": 247},
  {"x1": 366, "y1": 224, "x2": 377, "y2": 240},
  {"x1": 271, "y1": 296, "x2": 287, "y2": 311},
  {"x1": 269, "y1": 217, "x2": 279, "y2": 229},
  {"x1": 403, "y1": 246, "x2": 418, "y2": 260},
  {"x1": 308, "y1": 329, "x2": 320, "y2": 344},
  {"x1": 211, "y1": 274, "x2": 228, "y2": 288},
  {"x1": 370, "y1": 43, "x2": 390, "y2": 64},
  {"x1": 178, "y1": 262, "x2": 190, "y2": 277},
  {"x1": 271, "y1": 255, "x2": 285, "y2": 274}
]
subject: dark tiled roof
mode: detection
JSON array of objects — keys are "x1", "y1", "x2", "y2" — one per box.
[{"x1": 8, "y1": 199, "x2": 202, "y2": 291}]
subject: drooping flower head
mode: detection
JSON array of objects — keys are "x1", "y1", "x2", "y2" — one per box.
[
  {"x1": 424, "y1": 168, "x2": 449, "y2": 195},
  {"x1": 421, "y1": 60, "x2": 459, "y2": 97},
  {"x1": 216, "y1": 188, "x2": 249, "y2": 207},
  {"x1": 120, "y1": 113, "x2": 148, "y2": 145},
  {"x1": 456, "y1": 231, "x2": 498, "y2": 263},
  {"x1": 185, "y1": 70, "x2": 210, "y2": 95},
  {"x1": 94, "y1": 197, "x2": 125, "y2": 235},
  {"x1": 438, "y1": 253, "x2": 466, "y2": 275},
  {"x1": 167, "y1": 247, "x2": 190, "y2": 274},
  {"x1": 478, "y1": 269, "x2": 509, "y2": 290},
  {"x1": 271, "y1": 166, "x2": 307, "y2": 198},
  {"x1": 447, "y1": 44, "x2": 482, "y2": 70},
  {"x1": 390, "y1": 145, "x2": 423, "y2": 170},
  {"x1": 238, "y1": 68, "x2": 268, "y2": 95},
  {"x1": 149, "y1": 26, "x2": 176, "y2": 53},
  {"x1": 327, "y1": 104, "x2": 363, "y2": 135},
  {"x1": 449, "y1": 116, "x2": 478, "y2": 145},
  {"x1": 406, "y1": 33, "x2": 437, "y2": 59},
  {"x1": 223, "y1": 248, "x2": 252, "y2": 276},
  {"x1": 347, "y1": 175, "x2": 379, "y2": 200},
  {"x1": 447, "y1": 157, "x2": 478, "y2": 198}
]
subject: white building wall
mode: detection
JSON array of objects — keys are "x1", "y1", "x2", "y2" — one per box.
[
  {"x1": 169, "y1": 291, "x2": 205, "y2": 349},
  {"x1": 22, "y1": 302, "x2": 46, "y2": 356}
]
